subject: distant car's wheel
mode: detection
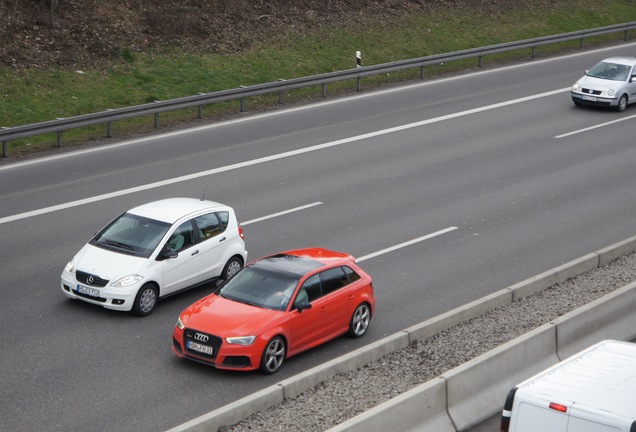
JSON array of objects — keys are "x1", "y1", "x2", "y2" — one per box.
[
  {"x1": 260, "y1": 336, "x2": 286, "y2": 374},
  {"x1": 347, "y1": 303, "x2": 371, "y2": 338},
  {"x1": 616, "y1": 94, "x2": 628, "y2": 112},
  {"x1": 221, "y1": 256, "x2": 243, "y2": 282},
  {"x1": 132, "y1": 284, "x2": 158, "y2": 316}
]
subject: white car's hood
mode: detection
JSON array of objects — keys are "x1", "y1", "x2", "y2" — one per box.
[
  {"x1": 576, "y1": 75, "x2": 622, "y2": 92},
  {"x1": 73, "y1": 243, "x2": 148, "y2": 282}
]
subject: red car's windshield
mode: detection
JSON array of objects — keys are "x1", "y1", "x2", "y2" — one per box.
[{"x1": 219, "y1": 266, "x2": 299, "y2": 311}]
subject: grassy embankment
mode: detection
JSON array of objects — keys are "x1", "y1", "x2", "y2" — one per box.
[{"x1": 1, "y1": 1, "x2": 636, "y2": 154}]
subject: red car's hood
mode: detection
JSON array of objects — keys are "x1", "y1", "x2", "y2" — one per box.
[{"x1": 181, "y1": 294, "x2": 283, "y2": 336}]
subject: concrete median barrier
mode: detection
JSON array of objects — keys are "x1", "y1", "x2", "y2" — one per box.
[
  {"x1": 168, "y1": 385, "x2": 283, "y2": 432},
  {"x1": 325, "y1": 378, "x2": 454, "y2": 432},
  {"x1": 507, "y1": 253, "x2": 599, "y2": 300},
  {"x1": 554, "y1": 280, "x2": 636, "y2": 359},
  {"x1": 442, "y1": 324, "x2": 558, "y2": 431},
  {"x1": 280, "y1": 331, "x2": 410, "y2": 399}
]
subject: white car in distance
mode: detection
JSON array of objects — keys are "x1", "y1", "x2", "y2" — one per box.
[
  {"x1": 571, "y1": 56, "x2": 636, "y2": 112},
  {"x1": 61, "y1": 198, "x2": 247, "y2": 316}
]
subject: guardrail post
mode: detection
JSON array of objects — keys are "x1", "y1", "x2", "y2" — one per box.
[
  {"x1": 624, "y1": 30, "x2": 629, "y2": 41},
  {"x1": 579, "y1": 38, "x2": 584, "y2": 48},
  {"x1": 197, "y1": 93, "x2": 205, "y2": 119},
  {"x1": 153, "y1": 101, "x2": 160, "y2": 128},
  {"x1": 57, "y1": 131, "x2": 63, "y2": 148},
  {"x1": 1, "y1": 127, "x2": 8, "y2": 158},
  {"x1": 531, "y1": 46, "x2": 536, "y2": 58},
  {"x1": 420, "y1": 66, "x2": 425, "y2": 80},
  {"x1": 240, "y1": 97, "x2": 245, "y2": 112},
  {"x1": 278, "y1": 79, "x2": 286, "y2": 104},
  {"x1": 321, "y1": 83, "x2": 327, "y2": 98},
  {"x1": 478, "y1": 55, "x2": 483, "y2": 68},
  {"x1": 356, "y1": 77, "x2": 362, "y2": 92},
  {"x1": 106, "y1": 109, "x2": 114, "y2": 138}
]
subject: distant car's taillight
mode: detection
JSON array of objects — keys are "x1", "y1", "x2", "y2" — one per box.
[{"x1": 238, "y1": 225, "x2": 244, "y2": 240}]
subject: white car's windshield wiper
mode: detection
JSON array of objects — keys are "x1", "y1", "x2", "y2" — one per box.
[{"x1": 103, "y1": 240, "x2": 135, "y2": 251}]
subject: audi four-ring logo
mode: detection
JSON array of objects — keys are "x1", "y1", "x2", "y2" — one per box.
[{"x1": 193, "y1": 333, "x2": 209, "y2": 342}]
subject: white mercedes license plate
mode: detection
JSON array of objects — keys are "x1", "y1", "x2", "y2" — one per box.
[
  {"x1": 76, "y1": 284, "x2": 100, "y2": 297},
  {"x1": 187, "y1": 340, "x2": 214, "y2": 355}
]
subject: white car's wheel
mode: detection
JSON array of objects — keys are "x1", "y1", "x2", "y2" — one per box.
[
  {"x1": 616, "y1": 94, "x2": 628, "y2": 112},
  {"x1": 132, "y1": 284, "x2": 158, "y2": 317}
]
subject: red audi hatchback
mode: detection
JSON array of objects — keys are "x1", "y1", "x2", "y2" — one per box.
[{"x1": 172, "y1": 248, "x2": 375, "y2": 374}]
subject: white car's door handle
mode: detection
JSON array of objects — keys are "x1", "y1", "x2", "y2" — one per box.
[
  {"x1": 219, "y1": 236, "x2": 227, "y2": 242},
  {"x1": 191, "y1": 249, "x2": 200, "y2": 256}
]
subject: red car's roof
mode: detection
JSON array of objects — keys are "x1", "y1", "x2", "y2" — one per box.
[{"x1": 281, "y1": 247, "x2": 355, "y2": 265}]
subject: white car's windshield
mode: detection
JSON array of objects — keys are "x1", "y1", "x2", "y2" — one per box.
[
  {"x1": 587, "y1": 62, "x2": 631, "y2": 81},
  {"x1": 90, "y1": 213, "x2": 170, "y2": 258},
  {"x1": 219, "y1": 266, "x2": 299, "y2": 311}
]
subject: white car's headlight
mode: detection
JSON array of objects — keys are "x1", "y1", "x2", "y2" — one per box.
[
  {"x1": 111, "y1": 274, "x2": 144, "y2": 287},
  {"x1": 226, "y1": 336, "x2": 256, "y2": 346},
  {"x1": 572, "y1": 83, "x2": 580, "y2": 91},
  {"x1": 64, "y1": 259, "x2": 75, "y2": 275},
  {"x1": 176, "y1": 316, "x2": 186, "y2": 330},
  {"x1": 605, "y1": 88, "x2": 616, "y2": 96}
]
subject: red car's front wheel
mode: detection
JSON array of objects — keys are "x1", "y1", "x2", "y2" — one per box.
[
  {"x1": 348, "y1": 303, "x2": 371, "y2": 338},
  {"x1": 260, "y1": 336, "x2": 286, "y2": 374}
]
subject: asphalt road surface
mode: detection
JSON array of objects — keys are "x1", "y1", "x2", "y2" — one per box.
[{"x1": 2, "y1": 42, "x2": 636, "y2": 432}]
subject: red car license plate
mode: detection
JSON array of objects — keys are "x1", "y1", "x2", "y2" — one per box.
[{"x1": 187, "y1": 340, "x2": 213, "y2": 355}]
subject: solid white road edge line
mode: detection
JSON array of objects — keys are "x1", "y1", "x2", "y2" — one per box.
[{"x1": 356, "y1": 226, "x2": 458, "y2": 262}]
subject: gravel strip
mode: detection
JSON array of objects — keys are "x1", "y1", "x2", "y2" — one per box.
[{"x1": 226, "y1": 252, "x2": 636, "y2": 431}]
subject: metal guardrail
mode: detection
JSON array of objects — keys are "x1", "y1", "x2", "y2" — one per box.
[{"x1": 2, "y1": 22, "x2": 635, "y2": 158}]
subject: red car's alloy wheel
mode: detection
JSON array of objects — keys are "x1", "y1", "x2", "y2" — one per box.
[{"x1": 260, "y1": 336, "x2": 286, "y2": 374}]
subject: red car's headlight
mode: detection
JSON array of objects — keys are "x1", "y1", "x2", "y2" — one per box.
[{"x1": 226, "y1": 336, "x2": 256, "y2": 346}]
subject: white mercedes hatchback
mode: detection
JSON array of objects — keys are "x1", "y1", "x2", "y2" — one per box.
[{"x1": 61, "y1": 198, "x2": 247, "y2": 316}]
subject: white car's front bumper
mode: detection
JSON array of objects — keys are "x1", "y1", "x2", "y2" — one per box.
[{"x1": 60, "y1": 271, "x2": 139, "y2": 311}]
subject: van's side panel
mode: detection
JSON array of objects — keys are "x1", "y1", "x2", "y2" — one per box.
[
  {"x1": 568, "y1": 416, "x2": 621, "y2": 432},
  {"x1": 569, "y1": 405, "x2": 627, "y2": 432}
]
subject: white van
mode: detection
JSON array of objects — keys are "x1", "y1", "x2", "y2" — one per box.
[{"x1": 500, "y1": 340, "x2": 636, "y2": 432}]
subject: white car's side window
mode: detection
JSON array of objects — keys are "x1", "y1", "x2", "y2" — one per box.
[
  {"x1": 195, "y1": 212, "x2": 224, "y2": 241},
  {"x1": 166, "y1": 220, "x2": 195, "y2": 253}
]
